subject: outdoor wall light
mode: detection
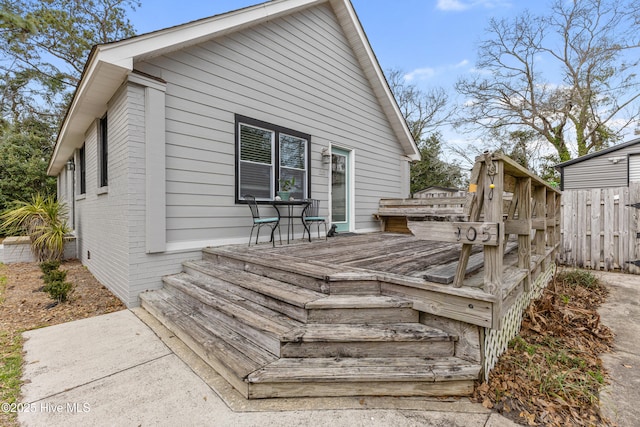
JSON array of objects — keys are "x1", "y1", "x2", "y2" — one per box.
[
  {"x1": 67, "y1": 159, "x2": 75, "y2": 171},
  {"x1": 321, "y1": 147, "x2": 331, "y2": 164}
]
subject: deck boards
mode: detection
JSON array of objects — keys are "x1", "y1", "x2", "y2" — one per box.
[{"x1": 240, "y1": 233, "x2": 497, "y2": 286}]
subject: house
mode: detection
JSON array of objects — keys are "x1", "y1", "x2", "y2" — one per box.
[
  {"x1": 554, "y1": 137, "x2": 640, "y2": 190},
  {"x1": 413, "y1": 186, "x2": 464, "y2": 198},
  {"x1": 49, "y1": 0, "x2": 420, "y2": 307}
]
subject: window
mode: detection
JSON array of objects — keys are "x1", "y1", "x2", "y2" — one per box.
[
  {"x1": 98, "y1": 114, "x2": 108, "y2": 188},
  {"x1": 236, "y1": 115, "x2": 310, "y2": 202},
  {"x1": 78, "y1": 144, "x2": 86, "y2": 195}
]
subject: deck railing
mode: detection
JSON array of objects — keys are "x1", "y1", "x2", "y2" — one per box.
[{"x1": 381, "y1": 152, "x2": 561, "y2": 329}]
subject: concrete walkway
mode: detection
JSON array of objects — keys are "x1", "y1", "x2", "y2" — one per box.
[
  {"x1": 595, "y1": 271, "x2": 640, "y2": 427},
  {"x1": 17, "y1": 308, "x2": 517, "y2": 427}
]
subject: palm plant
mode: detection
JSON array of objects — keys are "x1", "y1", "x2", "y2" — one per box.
[{"x1": 1, "y1": 194, "x2": 71, "y2": 262}]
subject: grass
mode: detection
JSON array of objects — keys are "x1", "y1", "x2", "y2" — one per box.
[{"x1": 0, "y1": 263, "x2": 22, "y2": 427}]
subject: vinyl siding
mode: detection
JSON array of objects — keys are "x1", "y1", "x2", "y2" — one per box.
[
  {"x1": 67, "y1": 3, "x2": 411, "y2": 306},
  {"x1": 136, "y1": 3, "x2": 407, "y2": 243},
  {"x1": 630, "y1": 154, "x2": 640, "y2": 182},
  {"x1": 563, "y1": 144, "x2": 640, "y2": 189}
]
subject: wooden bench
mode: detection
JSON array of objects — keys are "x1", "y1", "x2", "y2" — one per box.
[{"x1": 374, "y1": 197, "x2": 466, "y2": 233}]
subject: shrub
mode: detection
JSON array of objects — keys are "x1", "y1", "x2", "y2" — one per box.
[
  {"x1": 43, "y1": 281, "x2": 74, "y2": 303},
  {"x1": 39, "y1": 260, "x2": 61, "y2": 276},
  {"x1": 43, "y1": 269, "x2": 67, "y2": 284},
  {"x1": 0, "y1": 194, "x2": 70, "y2": 262}
]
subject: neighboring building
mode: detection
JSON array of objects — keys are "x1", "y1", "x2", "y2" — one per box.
[
  {"x1": 555, "y1": 137, "x2": 640, "y2": 190},
  {"x1": 413, "y1": 186, "x2": 464, "y2": 198},
  {"x1": 49, "y1": 0, "x2": 420, "y2": 306}
]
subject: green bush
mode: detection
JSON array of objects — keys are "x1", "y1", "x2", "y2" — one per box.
[
  {"x1": 39, "y1": 261, "x2": 73, "y2": 303},
  {"x1": 43, "y1": 269, "x2": 67, "y2": 284},
  {"x1": 43, "y1": 280, "x2": 74, "y2": 303},
  {"x1": 39, "y1": 260, "x2": 61, "y2": 275}
]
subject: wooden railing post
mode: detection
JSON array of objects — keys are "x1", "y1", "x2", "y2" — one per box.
[
  {"x1": 483, "y1": 155, "x2": 504, "y2": 329},
  {"x1": 516, "y1": 177, "x2": 532, "y2": 291},
  {"x1": 453, "y1": 161, "x2": 485, "y2": 288},
  {"x1": 533, "y1": 186, "x2": 546, "y2": 254}
]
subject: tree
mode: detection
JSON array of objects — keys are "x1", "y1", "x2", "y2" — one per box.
[
  {"x1": 387, "y1": 69, "x2": 450, "y2": 142},
  {"x1": 0, "y1": 0, "x2": 139, "y2": 213},
  {"x1": 410, "y1": 132, "x2": 465, "y2": 194},
  {"x1": 0, "y1": 0, "x2": 140, "y2": 124},
  {"x1": 386, "y1": 69, "x2": 463, "y2": 192},
  {"x1": 455, "y1": 0, "x2": 640, "y2": 162},
  {"x1": 0, "y1": 118, "x2": 56, "y2": 212}
]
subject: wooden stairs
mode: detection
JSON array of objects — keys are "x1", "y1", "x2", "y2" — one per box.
[{"x1": 139, "y1": 246, "x2": 481, "y2": 399}]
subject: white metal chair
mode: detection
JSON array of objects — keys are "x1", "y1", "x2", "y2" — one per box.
[{"x1": 244, "y1": 195, "x2": 281, "y2": 247}]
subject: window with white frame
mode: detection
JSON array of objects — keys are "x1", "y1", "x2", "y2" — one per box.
[{"x1": 236, "y1": 115, "x2": 310, "y2": 202}]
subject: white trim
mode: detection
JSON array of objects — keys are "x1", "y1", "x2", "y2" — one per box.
[
  {"x1": 128, "y1": 73, "x2": 167, "y2": 92},
  {"x1": 164, "y1": 232, "x2": 313, "y2": 252},
  {"x1": 144, "y1": 84, "x2": 167, "y2": 253}
]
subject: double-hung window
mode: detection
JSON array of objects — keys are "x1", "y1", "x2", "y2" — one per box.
[
  {"x1": 78, "y1": 144, "x2": 86, "y2": 195},
  {"x1": 98, "y1": 114, "x2": 108, "y2": 188},
  {"x1": 236, "y1": 115, "x2": 310, "y2": 202}
]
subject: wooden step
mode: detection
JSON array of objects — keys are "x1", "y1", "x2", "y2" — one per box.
[
  {"x1": 203, "y1": 247, "x2": 382, "y2": 295},
  {"x1": 182, "y1": 260, "x2": 325, "y2": 322},
  {"x1": 162, "y1": 274, "x2": 301, "y2": 356},
  {"x1": 203, "y1": 247, "x2": 332, "y2": 293},
  {"x1": 139, "y1": 289, "x2": 278, "y2": 398},
  {"x1": 304, "y1": 294, "x2": 418, "y2": 324},
  {"x1": 246, "y1": 356, "x2": 480, "y2": 398},
  {"x1": 280, "y1": 323, "x2": 455, "y2": 358}
]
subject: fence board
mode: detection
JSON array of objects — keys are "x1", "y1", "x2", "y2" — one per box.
[
  {"x1": 560, "y1": 183, "x2": 639, "y2": 273},
  {"x1": 590, "y1": 189, "x2": 600, "y2": 270}
]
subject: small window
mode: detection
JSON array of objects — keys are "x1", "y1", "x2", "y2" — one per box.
[
  {"x1": 98, "y1": 115, "x2": 108, "y2": 188},
  {"x1": 236, "y1": 115, "x2": 310, "y2": 202},
  {"x1": 78, "y1": 144, "x2": 86, "y2": 194}
]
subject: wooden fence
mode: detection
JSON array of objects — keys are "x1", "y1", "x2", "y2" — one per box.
[{"x1": 559, "y1": 183, "x2": 640, "y2": 273}]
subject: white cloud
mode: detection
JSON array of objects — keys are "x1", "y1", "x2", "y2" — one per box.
[
  {"x1": 436, "y1": 0, "x2": 469, "y2": 11},
  {"x1": 436, "y1": 0, "x2": 512, "y2": 12},
  {"x1": 454, "y1": 59, "x2": 470, "y2": 68},
  {"x1": 404, "y1": 67, "x2": 436, "y2": 81},
  {"x1": 404, "y1": 60, "x2": 472, "y2": 82}
]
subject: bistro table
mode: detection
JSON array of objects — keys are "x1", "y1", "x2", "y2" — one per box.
[{"x1": 270, "y1": 199, "x2": 311, "y2": 244}]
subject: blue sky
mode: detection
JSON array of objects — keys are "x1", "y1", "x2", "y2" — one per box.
[{"x1": 128, "y1": 0, "x2": 553, "y2": 160}]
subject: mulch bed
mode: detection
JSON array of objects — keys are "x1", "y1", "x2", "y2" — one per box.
[
  {"x1": 0, "y1": 260, "x2": 125, "y2": 332},
  {"x1": 473, "y1": 270, "x2": 615, "y2": 426}
]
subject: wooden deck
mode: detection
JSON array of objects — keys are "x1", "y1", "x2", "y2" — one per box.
[
  {"x1": 139, "y1": 152, "x2": 560, "y2": 399},
  {"x1": 213, "y1": 230, "x2": 556, "y2": 329}
]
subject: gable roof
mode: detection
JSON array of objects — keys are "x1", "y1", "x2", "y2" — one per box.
[
  {"x1": 414, "y1": 186, "x2": 460, "y2": 193},
  {"x1": 47, "y1": 0, "x2": 420, "y2": 175},
  {"x1": 554, "y1": 137, "x2": 640, "y2": 170}
]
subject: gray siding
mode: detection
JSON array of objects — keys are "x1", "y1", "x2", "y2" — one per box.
[
  {"x1": 136, "y1": 3, "x2": 407, "y2": 243},
  {"x1": 563, "y1": 144, "x2": 640, "y2": 190},
  {"x1": 68, "y1": 3, "x2": 411, "y2": 306}
]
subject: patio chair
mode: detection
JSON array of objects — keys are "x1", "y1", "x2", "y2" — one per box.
[
  {"x1": 302, "y1": 199, "x2": 327, "y2": 241},
  {"x1": 244, "y1": 195, "x2": 281, "y2": 247}
]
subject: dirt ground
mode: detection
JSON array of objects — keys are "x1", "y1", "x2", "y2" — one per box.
[{"x1": 0, "y1": 260, "x2": 125, "y2": 332}]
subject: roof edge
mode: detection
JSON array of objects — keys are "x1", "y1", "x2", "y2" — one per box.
[{"x1": 555, "y1": 136, "x2": 640, "y2": 170}]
